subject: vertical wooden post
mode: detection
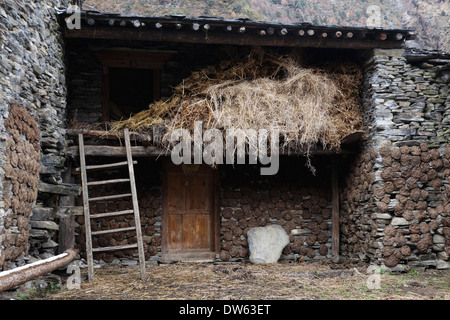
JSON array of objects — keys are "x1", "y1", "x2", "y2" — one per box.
[
  {"x1": 124, "y1": 129, "x2": 147, "y2": 282},
  {"x1": 331, "y1": 163, "x2": 340, "y2": 258},
  {"x1": 58, "y1": 164, "x2": 75, "y2": 254},
  {"x1": 78, "y1": 134, "x2": 94, "y2": 282},
  {"x1": 101, "y1": 66, "x2": 110, "y2": 122}
]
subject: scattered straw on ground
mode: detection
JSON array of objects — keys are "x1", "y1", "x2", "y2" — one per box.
[{"x1": 45, "y1": 262, "x2": 449, "y2": 300}]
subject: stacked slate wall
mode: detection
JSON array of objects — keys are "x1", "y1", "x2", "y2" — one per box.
[
  {"x1": 0, "y1": 0, "x2": 67, "y2": 270},
  {"x1": 340, "y1": 49, "x2": 450, "y2": 270},
  {"x1": 219, "y1": 158, "x2": 333, "y2": 262}
]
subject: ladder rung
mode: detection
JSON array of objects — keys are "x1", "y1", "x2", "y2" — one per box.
[
  {"x1": 92, "y1": 226, "x2": 136, "y2": 236},
  {"x1": 75, "y1": 161, "x2": 137, "y2": 172},
  {"x1": 87, "y1": 178, "x2": 130, "y2": 186},
  {"x1": 89, "y1": 193, "x2": 132, "y2": 202},
  {"x1": 90, "y1": 209, "x2": 134, "y2": 219},
  {"x1": 92, "y1": 243, "x2": 138, "y2": 253}
]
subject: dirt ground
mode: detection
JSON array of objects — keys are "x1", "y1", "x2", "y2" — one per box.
[{"x1": 39, "y1": 261, "x2": 449, "y2": 300}]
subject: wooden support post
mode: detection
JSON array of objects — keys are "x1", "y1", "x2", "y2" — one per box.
[
  {"x1": 58, "y1": 164, "x2": 76, "y2": 254},
  {"x1": 331, "y1": 163, "x2": 340, "y2": 258}
]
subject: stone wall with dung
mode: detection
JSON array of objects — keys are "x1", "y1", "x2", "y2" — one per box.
[
  {"x1": 0, "y1": 0, "x2": 68, "y2": 270},
  {"x1": 73, "y1": 157, "x2": 334, "y2": 264},
  {"x1": 339, "y1": 48, "x2": 450, "y2": 270},
  {"x1": 219, "y1": 158, "x2": 333, "y2": 262}
]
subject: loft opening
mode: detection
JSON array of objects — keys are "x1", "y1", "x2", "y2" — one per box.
[
  {"x1": 95, "y1": 50, "x2": 171, "y2": 122},
  {"x1": 108, "y1": 67, "x2": 154, "y2": 121}
]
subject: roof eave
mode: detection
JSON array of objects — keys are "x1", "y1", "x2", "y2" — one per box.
[{"x1": 58, "y1": 10, "x2": 415, "y2": 50}]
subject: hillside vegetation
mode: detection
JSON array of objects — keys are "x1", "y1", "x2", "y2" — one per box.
[{"x1": 82, "y1": 0, "x2": 449, "y2": 52}]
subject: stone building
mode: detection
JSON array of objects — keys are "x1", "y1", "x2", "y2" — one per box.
[{"x1": 0, "y1": 0, "x2": 449, "y2": 274}]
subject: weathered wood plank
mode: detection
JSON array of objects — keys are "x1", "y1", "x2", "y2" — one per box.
[
  {"x1": 67, "y1": 145, "x2": 167, "y2": 157},
  {"x1": 88, "y1": 193, "x2": 132, "y2": 202},
  {"x1": 91, "y1": 226, "x2": 136, "y2": 236},
  {"x1": 53, "y1": 206, "x2": 84, "y2": 217},
  {"x1": 92, "y1": 243, "x2": 138, "y2": 253},
  {"x1": 125, "y1": 129, "x2": 147, "y2": 282},
  {"x1": 331, "y1": 164, "x2": 340, "y2": 257},
  {"x1": 66, "y1": 129, "x2": 151, "y2": 141},
  {"x1": 78, "y1": 133, "x2": 95, "y2": 283},
  {"x1": 65, "y1": 25, "x2": 407, "y2": 50},
  {"x1": 75, "y1": 160, "x2": 137, "y2": 172},
  {"x1": 37, "y1": 182, "x2": 81, "y2": 196},
  {"x1": 87, "y1": 178, "x2": 130, "y2": 186}
]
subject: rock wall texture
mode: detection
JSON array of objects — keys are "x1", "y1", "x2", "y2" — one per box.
[
  {"x1": 0, "y1": 0, "x2": 67, "y2": 270},
  {"x1": 340, "y1": 49, "x2": 450, "y2": 270}
]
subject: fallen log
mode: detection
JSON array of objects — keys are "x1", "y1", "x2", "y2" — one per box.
[{"x1": 0, "y1": 248, "x2": 78, "y2": 292}]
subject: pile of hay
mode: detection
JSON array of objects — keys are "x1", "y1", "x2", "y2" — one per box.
[{"x1": 110, "y1": 48, "x2": 363, "y2": 158}]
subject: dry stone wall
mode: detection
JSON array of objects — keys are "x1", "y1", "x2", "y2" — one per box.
[
  {"x1": 0, "y1": 104, "x2": 40, "y2": 269},
  {"x1": 0, "y1": 0, "x2": 68, "y2": 270},
  {"x1": 340, "y1": 49, "x2": 450, "y2": 270}
]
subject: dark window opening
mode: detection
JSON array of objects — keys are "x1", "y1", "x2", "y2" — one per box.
[{"x1": 108, "y1": 68, "x2": 154, "y2": 121}]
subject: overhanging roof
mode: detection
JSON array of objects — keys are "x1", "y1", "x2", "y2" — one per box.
[{"x1": 58, "y1": 10, "x2": 416, "y2": 50}]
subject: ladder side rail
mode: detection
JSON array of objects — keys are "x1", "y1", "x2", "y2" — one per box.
[
  {"x1": 78, "y1": 133, "x2": 95, "y2": 283},
  {"x1": 124, "y1": 129, "x2": 147, "y2": 282}
]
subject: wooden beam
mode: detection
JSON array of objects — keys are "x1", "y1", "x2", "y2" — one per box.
[
  {"x1": 67, "y1": 144, "x2": 356, "y2": 158},
  {"x1": 66, "y1": 129, "x2": 151, "y2": 141},
  {"x1": 38, "y1": 181, "x2": 82, "y2": 196},
  {"x1": 67, "y1": 145, "x2": 167, "y2": 157},
  {"x1": 64, "y1": 25, "x2": 406, "y2": 50},
  {"x1": 331, "y1": 163, "x2": 340, "y2": 258}
]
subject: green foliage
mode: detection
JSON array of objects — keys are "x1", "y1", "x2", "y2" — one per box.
[{"x1": 408, "y1": 268, "x2": 420, "y2": 277}]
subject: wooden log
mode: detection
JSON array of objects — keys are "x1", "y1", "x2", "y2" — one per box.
[{"x1": 0, "y1": 249, "x2": 78, "y2": 292}]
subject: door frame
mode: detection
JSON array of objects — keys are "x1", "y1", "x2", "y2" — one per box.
[{"x1": 161, "y1": 161, "x2": 220, "y2": 262}]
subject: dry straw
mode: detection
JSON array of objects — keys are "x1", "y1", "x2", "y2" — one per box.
[{"x1": 110, "y1": 48, "x2": 363, "y2": 160}]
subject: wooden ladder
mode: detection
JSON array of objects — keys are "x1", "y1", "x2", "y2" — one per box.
[{"x1": 78, "y1": 129, "x2": 147, "y2": 282}]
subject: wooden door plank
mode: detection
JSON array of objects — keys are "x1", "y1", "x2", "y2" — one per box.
[
  {"x1": 168, "y1": 214, "x2": 183, "y2": 250},
  {"x1": 195, "y1": 214, "x2": 210, "y2": 250},
  {"x1": 182, "y1": 215, "x2": 196, "y2": 250}
]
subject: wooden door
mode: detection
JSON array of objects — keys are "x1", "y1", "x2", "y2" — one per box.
[{"x1": 162, "y1": 163, "x2": 219, "y2": 261}]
